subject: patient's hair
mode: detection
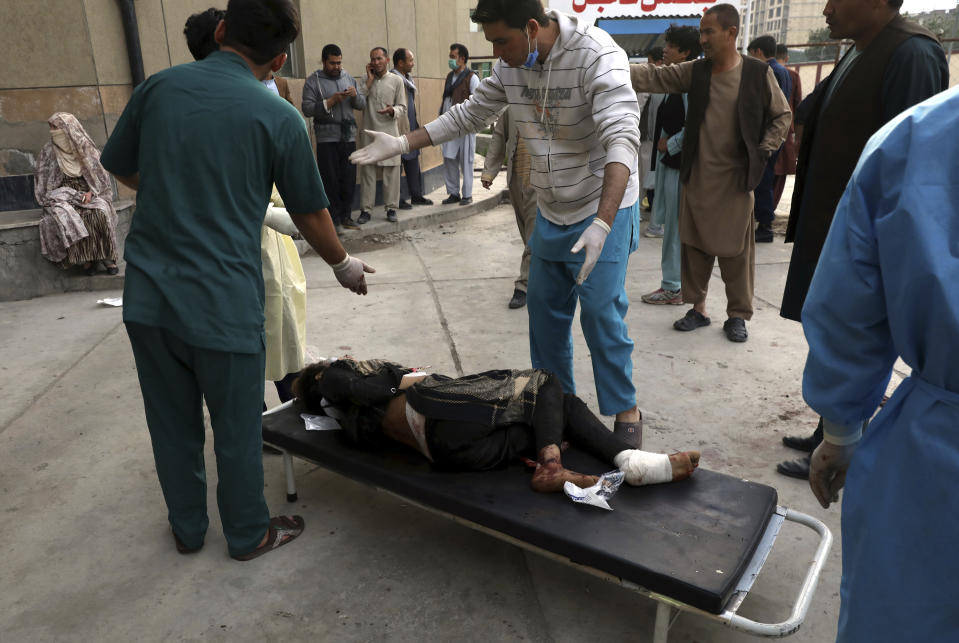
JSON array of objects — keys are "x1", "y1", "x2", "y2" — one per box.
[
  {"x1": 292, "y1": 360, "x2": 331, "y2": 410},
  {"x1": 221, "y1": 0, "x2": 300, "y2": 65}
]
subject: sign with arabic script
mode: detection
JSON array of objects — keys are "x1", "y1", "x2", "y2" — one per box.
[{"x1": 550, "y1": 0, "x2": 717, "y2": 20}]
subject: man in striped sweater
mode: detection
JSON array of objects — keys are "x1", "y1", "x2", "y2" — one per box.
[{"x1": 352, "y1": 0, "x2": 645, "y2": 444}]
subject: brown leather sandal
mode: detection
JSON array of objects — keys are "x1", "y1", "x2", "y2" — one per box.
[{"x1": 232, "y1": 515, "x2": 305, "y2": 561}]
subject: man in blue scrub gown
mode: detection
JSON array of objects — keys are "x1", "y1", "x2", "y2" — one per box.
[
  {"x1": 802, "y1": 86, "x2": 959, "y2": 642},
  {"x1": 101, "y1": 0, "x2": 373, "y2": 561}
]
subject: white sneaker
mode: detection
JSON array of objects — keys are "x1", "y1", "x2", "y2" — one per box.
[{"x1": 643, "y1": 223, "x2": 664, "y2": 238}]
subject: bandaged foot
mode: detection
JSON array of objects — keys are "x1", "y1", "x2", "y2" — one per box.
[
  {"x1": 613, "y1": 449, "x2": 701, "y2": 486},
  {"x1": 531, "y1": 444, "x2": 600, "y2": 493}
]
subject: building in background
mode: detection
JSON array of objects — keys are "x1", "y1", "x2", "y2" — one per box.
[
  {"x1": 548, "y1": 0, "x2": 723, "y2": 57},
  {"x1": 0, "y1": 0, "x2": 492, "y2": 210}
]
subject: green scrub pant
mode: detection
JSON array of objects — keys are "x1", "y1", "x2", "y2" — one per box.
[{"x1": 126, "y1": 322, "x2": 270, "y2": 557}]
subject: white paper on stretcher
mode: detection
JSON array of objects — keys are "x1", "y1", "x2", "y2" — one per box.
[
  {"x1": 564, "y1": 470, "x2": 625, "y2": 511},
  {"x1": 301, "y1": 413, "x2": 342, "y2": 432}
]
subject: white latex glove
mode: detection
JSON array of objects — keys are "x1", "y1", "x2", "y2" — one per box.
[
  {"x1": 809, "y1": 439, "x2": 858, "y2": 509},
  {"x1": 331, "y1": 253, "x2": 375, "y2": 295},
  {"x1": 263, "y1": 205, "x2": 299, "y2": 237},
  {"x1": 349, "y1": 130, "x2": 409, "y2": 165},
  {"x1": 570, "y1": 218, "x2": 611, "y2": 285}
]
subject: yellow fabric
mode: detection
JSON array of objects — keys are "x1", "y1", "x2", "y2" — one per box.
[
  {"x1": 261, "y1": 226, "x2": 307, "y2": 381},
  {"x1": 51, "y1": 129, "x2": 83, "y2": 178}
]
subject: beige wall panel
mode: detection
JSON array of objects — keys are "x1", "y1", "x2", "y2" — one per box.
[
  {"x1": 135, "y1": 0, "x2": 175, "y2": 79},
  {"x1": 0, "y1": 0, "x2": 98, "y2": 89},
  {"x1": 413, "y1": 0, "x2": 446, "y2": 81},
  {"x1": 0, "y1": 87, "x2": 106, "y2": 155},
  {"x1": 417, "y1": 77, "x2": 446, "y2": 170},
  {"x1": 162, "y1": 0, "x2": 224, "y2": 66},
  {"x1": 83, "y1": 0, "x2": 133, "y2": 85},
  {"x1": 99, "y1": 84, "x2": 135, "y2": 136},
  {"x1": 299, "y1": 0, "x2": 388, "y2": 80}
]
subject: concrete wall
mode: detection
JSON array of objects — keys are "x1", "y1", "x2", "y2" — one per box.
[{"x1": 1, "y1": 0, "x2": 493, "y2": 181}]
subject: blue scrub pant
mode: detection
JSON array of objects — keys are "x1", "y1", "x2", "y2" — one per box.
[
  {"x1": 126, "y1": 322, "x2": 270, "y2": 557},
  {"x1": 527, "y1": 205, "x2": 638, "y2": 416}
]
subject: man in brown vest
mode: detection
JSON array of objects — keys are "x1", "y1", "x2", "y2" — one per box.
[
  {"x1": 775, "y1": 0, "x2": 947, "y2": 480},
  {"x1": 631, "y1": 4, "x2": 791, "y2": 343},
  {"x1": 440, "y1": 43, "x2": 480, "y2": 206}
]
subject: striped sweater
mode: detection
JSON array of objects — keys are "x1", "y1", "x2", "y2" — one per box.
[{"x1": 424, "y1": 11, "x2": 640, "y2": 225}]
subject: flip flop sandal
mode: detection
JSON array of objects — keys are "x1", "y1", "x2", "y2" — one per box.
[
  {"x1": 673, "y1": 309, "x2": 711, "y2": 331},
  {"x1": 172, "y1": 528, "x2": 203, "y2": 554},
  {"x1": 104, "y1": 262, "x2": 119, "y2": 276},
  {"x1": 232, "y1": 515, "x2": 305, "y2": 561}
]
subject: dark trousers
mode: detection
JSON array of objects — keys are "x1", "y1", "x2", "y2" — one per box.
[
  {"x1": 316, "y1": 141, "x2": 356, "y2": 224},
  {"x1": 126, "y1": 322, "x2": 270, "y2": 557},
  {"x1": 401, "y1": 155, "x2": 424, "y2": 199},
  {"x1": 426, "y1": 376, "x2": 630, "y2": 471},
  {"x1": 754, "y1": 150, "x2": 781, "y2": 228}
]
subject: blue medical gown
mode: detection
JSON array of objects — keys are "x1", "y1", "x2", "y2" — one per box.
[{"x1": 801, "y1": 86, "x2": 959, "y2": 642}]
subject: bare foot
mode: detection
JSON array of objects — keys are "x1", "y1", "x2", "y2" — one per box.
[
  {"x1": 668, "y1": 451, "x2": 701, "y2": 481},
  {"x1": 530, "y1": 444, "x2": 600, "y2": 493}
]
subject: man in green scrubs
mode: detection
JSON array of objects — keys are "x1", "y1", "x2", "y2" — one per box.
[{"x1": 101, "y1": 0, "x2": 373, "y2": 560}]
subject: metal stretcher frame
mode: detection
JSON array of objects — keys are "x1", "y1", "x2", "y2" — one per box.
[{"x1": 267, "y1": 443, "x2": 832, "y2": 643}]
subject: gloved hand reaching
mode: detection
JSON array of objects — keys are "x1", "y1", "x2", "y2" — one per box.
[
  {"x1": 263, "y1": 205, "x2": 300, "y2": 237},
  {"x1": 349, "y1": 130, "x2": 410, "y2": 165},
  {"x1": 809, "y1": 438, "x2": 858, "y2": 509},
  {"x1": 570, "y1": 218, "x2": 611, "y2": 285},
  {"x1": 331, "y1": 253, "x2": 375, "y2": 295}
]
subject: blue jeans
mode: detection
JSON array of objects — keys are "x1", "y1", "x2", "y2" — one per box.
[{"x1": 527, "y1": 203, "x2": 639, "y2": 416}]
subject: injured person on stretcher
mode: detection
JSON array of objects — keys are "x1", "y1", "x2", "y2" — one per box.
[{"x1": 293, "y1": 359, "x2": 700, "y2": 492}]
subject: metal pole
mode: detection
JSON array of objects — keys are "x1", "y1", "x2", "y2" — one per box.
[{"x1": 116, "y1": 0, "x2": 145, "y2": 87}]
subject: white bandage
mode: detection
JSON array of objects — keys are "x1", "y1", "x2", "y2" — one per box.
[{"x1": 613, "y1": 450, "x2": 673, "y2": 486}]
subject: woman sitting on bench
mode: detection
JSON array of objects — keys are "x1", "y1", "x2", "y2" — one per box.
[{"x1": 294, "y1": 359, "x2": 700, "y2": 492}]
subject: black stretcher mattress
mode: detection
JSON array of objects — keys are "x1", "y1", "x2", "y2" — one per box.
[{"x1": 263, "y1": 403, "x2": 778, "y2": 614}]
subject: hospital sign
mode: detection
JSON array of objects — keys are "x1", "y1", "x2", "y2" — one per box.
[{"x1": 550, "y1": 0, "x2": 718, "y2": 20}]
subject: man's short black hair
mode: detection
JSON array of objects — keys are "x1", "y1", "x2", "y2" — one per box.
[
  {"x1": 393, "y1": 48, "x2": 410, "y2": 68},
  {"x1": 704, "y1": 3, "x2": 740, "y2": 32},
  {"x1": 471, "y1": 0, "x2": 549, "y2": 29},
  {"x1": 450, "y1": 43, "x2": 470, "y2": 63},
  {"x1": 775, "y1": 44, "x2": 789, "y2": 59},
  {"x1": 664, "y1": 24, "x2": 702, "y2": 60},
  {"x1": 647, "y1": 46, "x2": 664, "y2": 62},
  {"x1": 887, "y1": 0, "x2": 904, "y2": 9},
  {"x1": 748, "y1": 35, "x2": 777, "y2": 58},
  {"x1": 322, "y1": 43, "x2": 342, "y2": 61},
  {"x1": 184, "y1": 7, "x2": 225, "y2": 61},
  {"x1": 371, "y1": 46, "x2": 388, "y2": 59},
  {"x1": 221, "y1": 0, "x2": 299, "y2": 66}
]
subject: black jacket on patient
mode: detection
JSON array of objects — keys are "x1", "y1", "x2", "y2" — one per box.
[{"x1": 295, "y1": 359, "x2": 412, "y2": 450}]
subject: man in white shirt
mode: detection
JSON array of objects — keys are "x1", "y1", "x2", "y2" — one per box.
[{"x1": 352, "y1": 0, "x2": 645, "y2": 446}]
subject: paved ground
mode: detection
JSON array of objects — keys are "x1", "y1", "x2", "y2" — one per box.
[{"x1": 0, "y1": 177, "x2": 886, "y2": 642}]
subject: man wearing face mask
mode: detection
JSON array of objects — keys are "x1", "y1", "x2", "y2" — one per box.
[
  {"x1": 351, "y1": 0, "x2": 645, "y2": 446},
  {"x1": 439, "y1": 44, "x2": 481, "y2": 206}
]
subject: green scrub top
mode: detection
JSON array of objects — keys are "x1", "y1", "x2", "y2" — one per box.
[{"x1": 102, "y1": 51, "x2": 328, "y2": 354}]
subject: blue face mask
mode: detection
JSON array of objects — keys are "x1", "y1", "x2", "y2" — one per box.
[
  {"x1": 448, "y1": 59, "x2": 458, "y2": 71},
  {"x1": 523, "y1": 29, "x2": 539, "y2": 68}
]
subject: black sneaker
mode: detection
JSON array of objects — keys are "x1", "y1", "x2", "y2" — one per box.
[
  {"x1": 442, "y1": 194, "x2": 461, "y2": 205},
  {"x1": 357, "y1": 211, "x2": 371, "y2": 224},
  {"x1": 459, "y1": 197, "x2": 473, "y2": 206},
  {"x1": 398, "y1": 200, "x2": 412, "y2": 210},
  {"x1": 386, "y1": 209, "x2": 397, "y2": 223},
  {"x1": 411, "y1": 196, "x2": 433, "y2": 205},
  {"x1": 341, "y1": 217, "x2": 360, "y2": 230}
]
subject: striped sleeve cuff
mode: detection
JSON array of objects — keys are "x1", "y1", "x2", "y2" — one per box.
[{"x1": 606, "y1": 140, "x2": 638, "y2": 170}]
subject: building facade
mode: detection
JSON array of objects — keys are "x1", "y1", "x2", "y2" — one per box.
[{"x1": 0, "y1": 0, "x2": 493, "y2": 202}]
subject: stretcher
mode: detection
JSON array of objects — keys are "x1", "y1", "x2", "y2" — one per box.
[{"x1": 262, "y1": 402, "x2": 831, "y2": 642}]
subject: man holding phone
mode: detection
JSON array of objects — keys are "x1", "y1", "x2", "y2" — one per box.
[{"x1": 303, "y1": 44, "x2": 366, "y2": 232}]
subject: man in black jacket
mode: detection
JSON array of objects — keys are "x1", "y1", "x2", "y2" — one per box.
[{"x1": 775, "y1": 0, "x2": 947, "y2": 479}]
